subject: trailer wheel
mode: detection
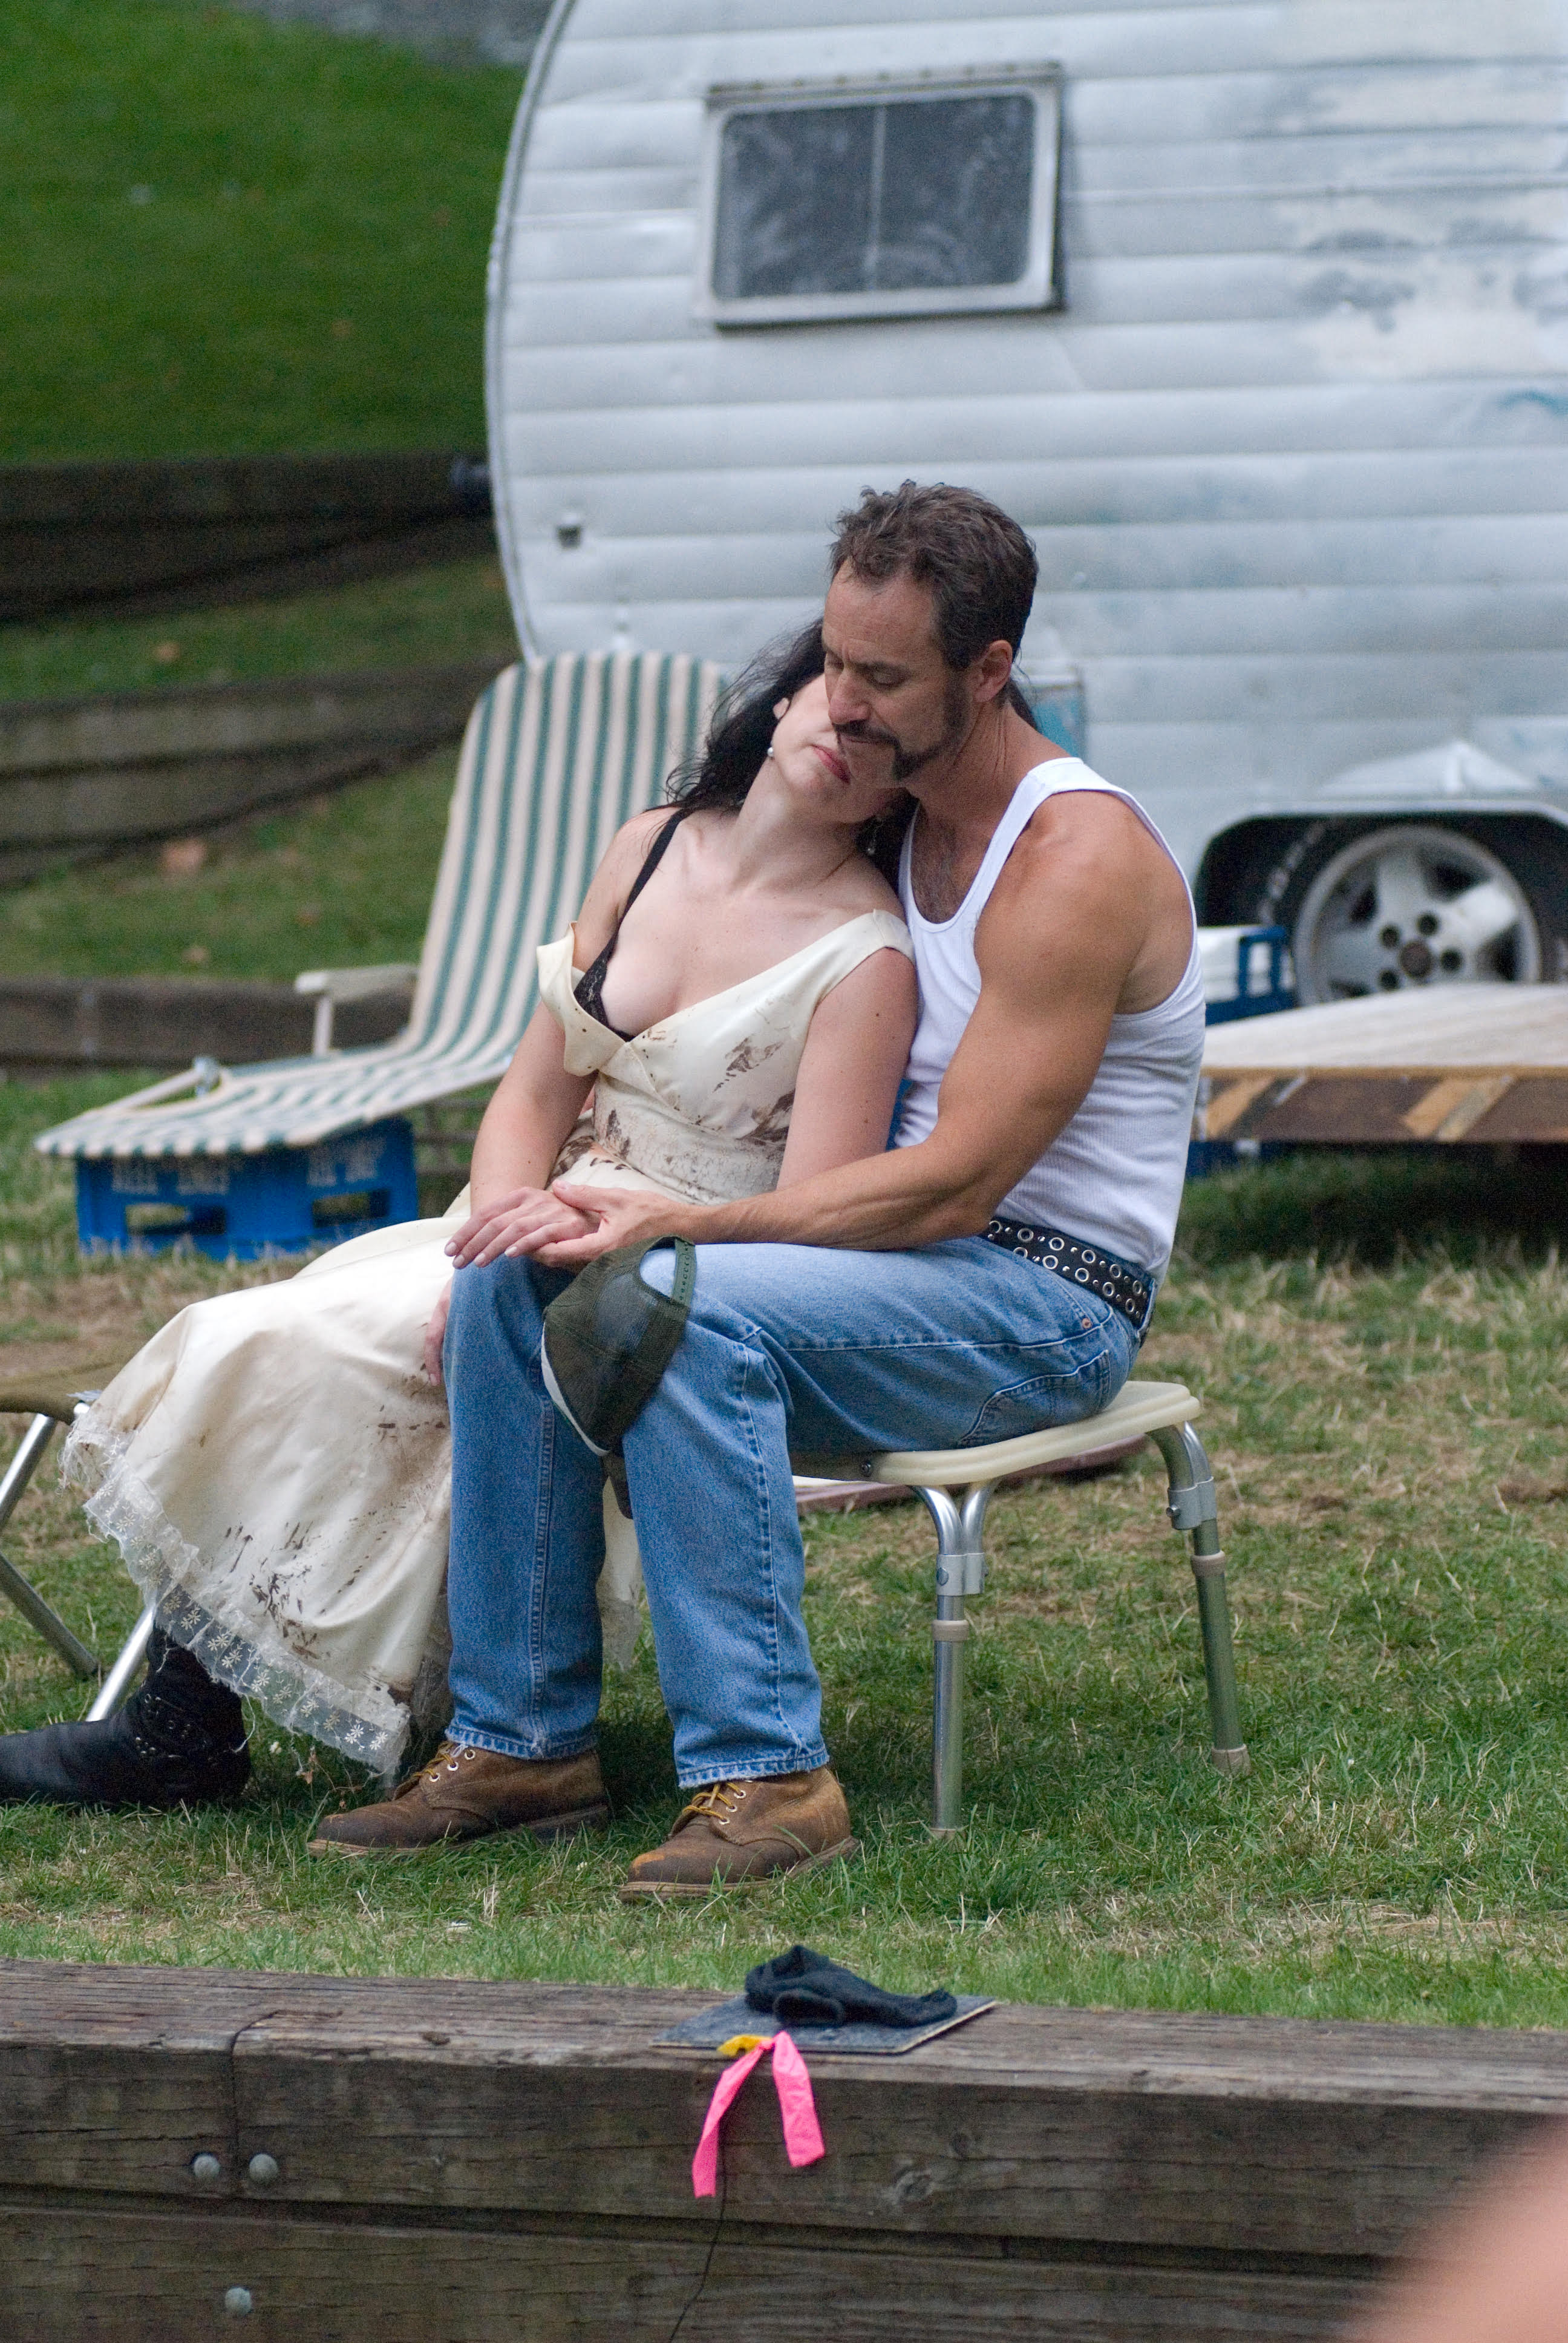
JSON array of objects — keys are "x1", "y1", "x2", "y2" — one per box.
[{"x1": 1243, "y1": 819, "x2": 1568, "y2": 1004}]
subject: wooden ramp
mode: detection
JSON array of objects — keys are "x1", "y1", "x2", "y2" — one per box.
[
  {"x1": 2, "y1": 1958, "x2": 1566, "y2": 2339},
  {"x1": 1199, "y1": 985, "x2": 1568, "y2": 1148}
]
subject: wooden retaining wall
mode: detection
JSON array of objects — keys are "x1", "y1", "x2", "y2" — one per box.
[
  {"x1": 0, "y1": 974, "x2": 411, "y2": 1075},
  {"x1": 0, "y1": 661, "x2": 501, "y2": 883},
  {"x1": 1, "y1": 1959, "x2": 1563, "y2": 2341},
  {"x1": 1, "y1": 453, "x2": 494, "y2": 623}
]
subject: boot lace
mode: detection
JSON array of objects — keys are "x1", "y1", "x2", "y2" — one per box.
[
  {"x1": 685, "y1": 1780, "x2": 748, "y2": 1823},
  {"x1": 394, "y1": 1740, "x2": 479, "y2": 1798}
]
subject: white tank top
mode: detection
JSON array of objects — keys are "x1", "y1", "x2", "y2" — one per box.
[{"x1": 895, "y1": 759, "x2": 1205, "y2": 1280}]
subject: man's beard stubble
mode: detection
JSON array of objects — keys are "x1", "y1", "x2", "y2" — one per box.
[{"x1": 838, "y1": 673, "x2": 973, "y2": 785}]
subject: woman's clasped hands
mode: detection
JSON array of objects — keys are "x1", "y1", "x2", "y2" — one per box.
[
  {"x1": 423, "y1": 1185, "x2": 604, "y2": 1384},
  {"x1": 425, "y1": 1183, "x2": 695, "y2": 1383},
  {"x1": 443, "y1": 1184, "x2": 599, "y2": 1270}
]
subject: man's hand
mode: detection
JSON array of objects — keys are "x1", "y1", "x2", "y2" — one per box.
[
  {"x1": 529, "y1": 1182, "x2": 701, "y2": 1268},
  {"x1": 423, "y1": 1279, "x2": 452, "y2": 1386},
  {"x1": 444, "y1": 1185, "x2": 599, "y2": 1270},
  {"x1": 523, "y1": 791, "x2": 1194, "y2": 1262}
]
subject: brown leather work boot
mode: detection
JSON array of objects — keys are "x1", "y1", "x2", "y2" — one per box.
[
  {"x1": 619, "y1": 1766, "x2": 858, "y2": 1901},
  {"x1": 307, "y1": 1741, "x2": 607, "y2": 1858}
]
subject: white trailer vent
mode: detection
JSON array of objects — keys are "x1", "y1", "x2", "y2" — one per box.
[{"x1": 698, "y1": 70, "x2": 1062, "y2": 328}]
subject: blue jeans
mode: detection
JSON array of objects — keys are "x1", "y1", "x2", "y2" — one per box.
[{"x1": 443, "y1": 1238, "x2": 1138, "y2": 1788}]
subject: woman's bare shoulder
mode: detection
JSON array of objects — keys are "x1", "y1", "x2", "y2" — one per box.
[
  {"x1": 832, "y1": 856, "x2": 906, "y2": 922},
  {"x1": 588, "y1": 805, "x2": 679, "y2": 896},
  {"x1": 612, "y1": 804, "x2": 679, "y2": 863}
]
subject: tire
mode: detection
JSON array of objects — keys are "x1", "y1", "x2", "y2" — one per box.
[{"x1": 1233, "y1": 818, "x2": 1568, "y2": 1005}]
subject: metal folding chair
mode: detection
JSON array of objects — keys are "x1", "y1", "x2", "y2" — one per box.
[
  {"x1": 802, "y1": 1377, "x2": 1248, "y2": 1832},
  {"x1": 0, "y1": 1367, "x2": 155, "y2": 1717}
]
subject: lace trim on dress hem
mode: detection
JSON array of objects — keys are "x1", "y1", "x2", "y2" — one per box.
[{"x1": 60, "y1": 1412, "x2": 412, "y2": 1774}]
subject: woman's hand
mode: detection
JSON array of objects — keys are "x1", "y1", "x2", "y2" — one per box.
[
  {"x1": 527, "y1": 1182, "x2": 699, "y2": 1268},
  {"x1": 444, "y1": 1186, "x2": 599, "y2": 1270},
  {"x1": 423, "y1": 1279, "x2": 453, "y2": 1386}
]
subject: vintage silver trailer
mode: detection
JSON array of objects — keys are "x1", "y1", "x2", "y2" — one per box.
[{"x1": 487, "y1": 0, "x2": 1568, "y2": 999}]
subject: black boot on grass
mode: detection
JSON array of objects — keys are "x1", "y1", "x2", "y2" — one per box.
[{"x1": 0, "y1": 1627, "x2": 249, "y2": 1808}]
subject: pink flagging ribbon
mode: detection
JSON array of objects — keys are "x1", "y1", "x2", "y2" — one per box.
[{"x1": 691, "y1": 2031, "x2": 826, "y2": 2197}]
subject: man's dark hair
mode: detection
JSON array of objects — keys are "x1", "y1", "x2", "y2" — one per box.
[{"x1": 829, "y1": 481, "x2": 1039, "y2": 669}]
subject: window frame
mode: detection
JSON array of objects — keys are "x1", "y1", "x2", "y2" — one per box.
[{"x1": 694, "y1": 64, "x2": 1064, "y2": 329}]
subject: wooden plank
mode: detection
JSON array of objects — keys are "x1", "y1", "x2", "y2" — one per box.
[
  {"x1": 227, "y1": 2009, "x2": 1539, "y2": 2258},
  {"x1": 1203, "y1": 988, "x2": 1568, "y2": 1076},
  {"x1": 0, "y1": 2203, "x2": 1369, "y2": 2343},
  {"x1": 18, "y1": 1956, "x2": 1568, "y2": 2343},
  {"x1": 1201, "y1": 1075, "x2": 1287, "y2": 1139},
  {"x1": 1195, "y1": 991, "x2": 1568, "y2": 1145},
  {"x1": 0, "y1": 1962, "x2": 261, "y2": 2196},
  {"x1": 3, "y1": 1962, "x2": 1565, "y2": 2254},
  {"x1": 1463, "y1": 1075, "x2": 1568, "y2": 1142},
  {"x1": 0, "y1": 974, "x2": 410, "y2": 1073},
  {"x1": 1247, "y1": 1076, "x2": 1455, "y2": 1143},
  {"x1": 1401, "y1": 1075, "x2": 1516, "y2": 1139},
  {"x1": 0, "y1": 453, "x2": 494, "y2": 623},
  {"x1": 0, "y1": 662, "x2": 501, "y2": 883},
  {"x1": 11, "y1": 1962, "x2": 1568, "y2": 2336},
  {"x1": 1201, "y1": 1072, "x2": 1568, "y2": 1146}
]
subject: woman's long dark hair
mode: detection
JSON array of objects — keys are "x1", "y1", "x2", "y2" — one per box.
[
  {"x1": 667, "y1": 621, "x2": 915, "y2": 883},
  {"x1": 667, "y1": 621, "x2": 1042, "y2": 884}
]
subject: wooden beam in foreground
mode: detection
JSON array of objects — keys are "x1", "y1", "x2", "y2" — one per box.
[{"x1": 0, "y1": 1959, "x2": 1564, "y2": 2338}]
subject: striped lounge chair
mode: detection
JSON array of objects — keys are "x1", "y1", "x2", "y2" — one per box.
[{"x1": 35, "y1": 654, "x2": 723, "y2": 1256}]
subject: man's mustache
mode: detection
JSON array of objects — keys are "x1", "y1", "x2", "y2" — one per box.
[
  {"x1": 837, "y1": 717, "x2": 947, "y2": 784},
  {"x1": 834, "y1": 718, "x2": 900, "y2": 750}
]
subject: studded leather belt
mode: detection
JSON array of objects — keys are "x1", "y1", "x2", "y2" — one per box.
[{"x1": 982, "y1": 1214, "x2": 1155, "y2": 1335}]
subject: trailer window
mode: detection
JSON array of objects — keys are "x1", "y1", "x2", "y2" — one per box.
[{"x1": 699, "y1": 72, "x2": 1061, "y2": 327}]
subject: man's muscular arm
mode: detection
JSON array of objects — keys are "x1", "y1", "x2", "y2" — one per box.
[{"x1": 541, "y1": 796, "x2": 1169, "y2": 1264}]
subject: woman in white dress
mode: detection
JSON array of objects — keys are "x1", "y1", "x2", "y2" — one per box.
[{"x1": 0, "y1": 628, "x2": 918, "y2": 1809}]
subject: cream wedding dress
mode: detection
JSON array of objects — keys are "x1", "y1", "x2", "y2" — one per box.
[{"x1": 64, "y1": 910, "x2": 911, "y2": 1774}]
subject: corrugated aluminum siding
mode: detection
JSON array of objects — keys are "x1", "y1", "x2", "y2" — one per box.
[{"x1": 488, "y1": 0, "x2": 1568, "y2": 874}]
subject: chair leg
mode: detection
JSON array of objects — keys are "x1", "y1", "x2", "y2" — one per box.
[
  {"x1": 85, "y1": 1601, "x2": 157, "y2": 1721},
  {"x1": 915, "y1": 1482, "x2": 995, "y2": 1834},
  {"x1": 0, "y1": 1416, "x2": 99, "y2": 1680},
  {"x1": 1149, "y1": 1423, "x2": 1250, "y2": 1777}
]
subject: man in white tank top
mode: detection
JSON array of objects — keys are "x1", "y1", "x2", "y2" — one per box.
[
  {"x1": 554, "y1": 486, "x2": 1201, "y2": 1293},
  {"x1": 330, "y1": 487, "x2": 1206, "y2": 1892}
]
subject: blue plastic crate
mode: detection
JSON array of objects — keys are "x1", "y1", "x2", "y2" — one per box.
[
  {"x1": 1203, "y1": 926, "x2": 1295, "y2": 1026},
  {"x1": 1189, "y1": 928, "x2": 1296, "y2": 1179},
  {"x1": 1186, "y1": 1136, "x2": 1290, "y2": 1179},
  {"x1": 75, "y1": 1116, "x2": 419, "y2": 1260}
]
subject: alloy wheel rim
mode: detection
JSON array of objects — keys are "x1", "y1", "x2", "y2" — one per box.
[{"x1": 1293, "y1": 825, "x2": 1541, "y2": 1002}]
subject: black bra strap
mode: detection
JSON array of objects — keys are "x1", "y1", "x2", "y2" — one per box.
[
  {"x1": 575, "y1": 806, "x2": 688, "y2": 1032},
  {"x1": 619, "y1": 805, "x2": 688, "y2": 922}
]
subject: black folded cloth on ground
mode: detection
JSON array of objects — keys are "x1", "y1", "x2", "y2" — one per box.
[{"x1": 745, "y1": 1944, "x2": 957, "y2": 2030}]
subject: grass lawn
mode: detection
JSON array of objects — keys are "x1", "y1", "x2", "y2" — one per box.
[
  {"x1": 1, "y1": 0, "x2": 520, "y2": 463},
  {"x1": 2, "y1": 1091, "x2": 1568, "y2": 2025},
  {"x1": 0, "y1": 555, "x2": 519, "y2": 709}
]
